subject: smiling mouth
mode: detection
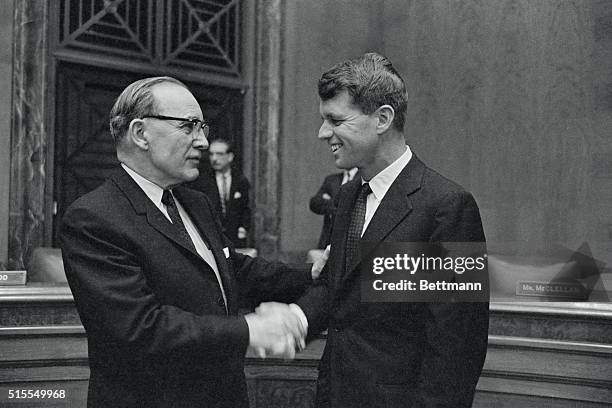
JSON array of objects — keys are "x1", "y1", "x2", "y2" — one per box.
[{"x1": 331, "y1": 143, "x2": 343, "y2": 153}]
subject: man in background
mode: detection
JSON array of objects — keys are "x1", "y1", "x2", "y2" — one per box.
[
  {"x1": 191, "y1": 138, "x2": 251, "y2": 247},
  {"x1": 60, "y1": 77, "x2": 315, "y2": 408},
  {"x1": 310, "y1": 168, "x2": 358, "y2": 249},
  {"x1": 295, "y1": 53, "x2": 489, "y2": 407}
]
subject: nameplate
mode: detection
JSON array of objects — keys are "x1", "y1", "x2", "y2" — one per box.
[
  {"x1": 0, "y1": 271, "x2": 27, "y2": 286},
  {"x1": 516, "y1": 280, "x2": 588, "y2": 300}
]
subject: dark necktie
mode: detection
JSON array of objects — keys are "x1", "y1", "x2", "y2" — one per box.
[
  {"x1": 162, "y1": 190, "x2": 197, "y2": 252},
  {"x1": 345, "y1": 183, "x2": 371, "y2": 271},
  {"x1": 220, "y1": 174, "x2": 229, "y2": 216}
]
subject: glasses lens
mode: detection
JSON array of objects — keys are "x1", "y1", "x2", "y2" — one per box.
[{"x1": 201, "y1": 123, "x2": 209, "y2": 137}]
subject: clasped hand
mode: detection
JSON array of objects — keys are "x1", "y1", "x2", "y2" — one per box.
[{"x1": 245, "y1": 302, "x2": 306, "y2": 359}]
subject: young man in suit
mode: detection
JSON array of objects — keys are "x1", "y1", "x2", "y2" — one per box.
[
  {"x1": 310, "y1": 168, "x2": 358, "y2": 249},
  {"x1": 189, "y1": 138, "x2": 252, "y2": 247},
  {"x1": 294, "y1": 53, "x2": 489, "y2": 407},
  {"x1": 60, "y1": 77, "x2": 316, "y2": 408}
]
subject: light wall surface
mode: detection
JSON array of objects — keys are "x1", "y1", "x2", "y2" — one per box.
[
  {"x1": 280, "y1": 0, "x2": 385, "y2": 253},
  {"x1": 279, "y1": 0, "x2": 612, "y2": 260}
]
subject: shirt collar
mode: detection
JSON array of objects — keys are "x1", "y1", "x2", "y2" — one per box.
[
  {"x1": 364, "y1": 145, "x2": 412, "y2": 202},
  {"x1": 216, "y1": 169, "x2": 232, "y2": 179},
  {"x1": 346, "y1": 167, "x2": 358, "y2": 180},
  {"x1": 121, "y1": 163, "x2": 166, "y2": 207}
]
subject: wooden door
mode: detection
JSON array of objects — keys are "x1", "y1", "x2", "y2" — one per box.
[{"x1": 53, "y1": 62, "x2": 243, "y2": 243}]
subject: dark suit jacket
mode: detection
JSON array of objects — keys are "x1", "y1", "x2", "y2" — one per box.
[
  {"x1": 297, "y1": 155, "x2": 489, "y2": 408},
  {"x1": 60, "y1": 168, "x2": 310, "y2": 408},
  {"x1": 189, "y1": 170, "x2": 251, "y2": 247},
  {"x1": 310, "y1": 173, "x2": 344, "y2": 249}
]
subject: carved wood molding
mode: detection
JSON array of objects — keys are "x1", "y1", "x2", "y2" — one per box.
[{"x1": 57, "y1": 0, "x2": 243, "y2": 79}]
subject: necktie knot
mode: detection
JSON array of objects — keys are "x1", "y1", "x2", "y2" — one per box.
[
  {"x1": 161, "y1": 190, "x2": 175, "y2": 207},
  {"x1": 359, "y1": 183, "x2": 371, "y2": 198}
]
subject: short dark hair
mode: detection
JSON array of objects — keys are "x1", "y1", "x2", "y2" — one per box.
[
  {"x1": 109, "y1": 76, "x2": 187, "y2": 144},
  {"x1": 318, "y1": 52, "x2": 408, "y2": 132},
  {"x1": 210, "y1": 138, "x2": 234, "y2": 154}
]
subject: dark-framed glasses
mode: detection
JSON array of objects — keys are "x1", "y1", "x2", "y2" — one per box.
[{"x1": 143, "y1": 115, "x2": 209, "y2": 137}]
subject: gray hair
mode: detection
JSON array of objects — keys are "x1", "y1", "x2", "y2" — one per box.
[{"x1": 109, "y1": 76, "x2": 187, "y2": 144}]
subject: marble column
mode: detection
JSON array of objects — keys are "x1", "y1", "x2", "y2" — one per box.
[
  {"x1": 250, "y1": 0, "x2": 284, "y2": 260},
  {"x1": 8, "y1": 1, "x2": 49, "y2": 269}
]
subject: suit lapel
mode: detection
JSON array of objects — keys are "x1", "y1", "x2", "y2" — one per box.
[
  {"x1": 111, "y1": 169, "x2": 201, "y2": 258},
  {"x1": 174, "y1": 187, "x2": 218, "y2": 250},
  {"x1": 174, "y1": 187, "x2": 237, "y2": 310},
  {"x1": 228, "y1": 174, "x2": 236, "y2": 199},
  {"x1": 340, "y1": 156, "x2": 427, "y2": 281},
  {"x1": 361, "y1": 157, "x2": 425, "y2": 244},
  {"x1": 332, "y1": 173, "x2": 343, "y2": 195},
  {"x1": 111, "y1": 169, "x2": 235, "y2": 311}
]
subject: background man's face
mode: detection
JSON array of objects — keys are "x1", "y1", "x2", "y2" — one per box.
[
  {"x1": 144, "y1": 83, "x2": 207, "y2": 187},
  {"x1": 318, "y1": 90, "x2": 378, "y2": 172},
  {"x1": 209, "y1": 141, "x2": 234, "y2": 172}
]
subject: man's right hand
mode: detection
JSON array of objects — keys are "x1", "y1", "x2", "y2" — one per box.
[{"x1": 244, "y1": 304, "x2": 306, "y2": 359}]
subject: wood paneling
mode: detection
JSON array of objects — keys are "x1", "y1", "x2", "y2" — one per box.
[
  {"x1": 3, "y1": 292, "x2": 610, "y2": 407},
  {"x1": 279, "y1": 0, "x2": 385, "y2": 253},
  {"x1": 382, "y1": 0, "x2": 612, "y2": 249},
  {"x1": 279, "y1": 0, "x2": 612, "y2": 257},
  {"x1": 0, "y1": 326, "x2": 88, "y2": 407}
]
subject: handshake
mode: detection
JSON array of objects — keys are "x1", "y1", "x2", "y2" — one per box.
[{"x1": 244, "y1": 302, "x2": 307, "y2": 359}]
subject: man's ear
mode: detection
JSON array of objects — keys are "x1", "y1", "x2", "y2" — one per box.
[
  {"x1": 228, "y1": 152, "x2": 235, "y2": 163},
  {"x1": 128, "y1": 118, "x2": 149, "y2": 150},
  {"x1": 375, "y1": 105, "x2": 395, "y2": 134}
]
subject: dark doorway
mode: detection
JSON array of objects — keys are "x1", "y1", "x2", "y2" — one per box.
[{"x1": 53, "y1": 61, "x2": 244, "y2": 244}]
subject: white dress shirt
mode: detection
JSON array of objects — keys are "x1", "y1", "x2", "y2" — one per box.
[
  {"x1": 341, "y1": 167, "x2": 359, "y2": 185},
  {"x1": 297, "y1": 147, "x2": 414, "y2": 334},
  {"x1": 121, "y1": 164, "x2": 228, "y2": 310},
  {"x1": 361, "y1": 145, "x2": 413, "y2": 236}
]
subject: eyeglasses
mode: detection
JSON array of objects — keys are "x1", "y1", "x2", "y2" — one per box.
[{"x1": 143, "y1": 115, "x2": 209, "y2": 137}]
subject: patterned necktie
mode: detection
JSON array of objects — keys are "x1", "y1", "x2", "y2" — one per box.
[
  {"x1": 345, "y1": 183, "x2": 371, "y2": 271},
  {"x1": 161, "y1": 190, "x2": 197, "y2": 252}
]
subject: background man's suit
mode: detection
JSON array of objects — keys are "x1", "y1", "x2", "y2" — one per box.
[
  {"x1": 190, "y1": 170, "x2": 251, "y2": 247},
  {"x1": 61, "y1": 168, "x2": 310, "y2": 408},
  {"x1": 298, "y1": 155, "x2": 489, "y2": 408},
  {"x1": 309, "y1": 172, "x2": 343, "y2": 249}
]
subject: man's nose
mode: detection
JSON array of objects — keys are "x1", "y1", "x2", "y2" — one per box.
[
  {"x1": 192, "y1": 133, "x2": 208, "y2": 150},
  {"x1": 318, "y1": 121, "x2": 333, "y2": 139}
]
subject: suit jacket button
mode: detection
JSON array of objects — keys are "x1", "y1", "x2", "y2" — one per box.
[{"x1": 217, "y1": 297, "x2": 225, "y2": 307}]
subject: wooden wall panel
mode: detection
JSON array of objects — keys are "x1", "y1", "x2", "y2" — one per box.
[
  {"x1": 0, "y1": 326, "x2": 88, "y2": 407},
  {"x1": 474, "y1": 391, "x2": 611, "y2": 408},
  {"x1": 1, "y1": 300, "x2": 611, "y2": 407},
  {"x1": 383, "y1": 0, "x2": 612, "y2": 251},
  {"x1": 280, "y1": 0, "x2": 385, "y2": 254},
  {"x1": 279, "y1": 0, "x2": 612, "y2": 258}
]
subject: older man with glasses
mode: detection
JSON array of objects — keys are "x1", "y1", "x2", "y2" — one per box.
[{"x1": 60, "y1": 76, "x2": 319, "y2": 408}]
